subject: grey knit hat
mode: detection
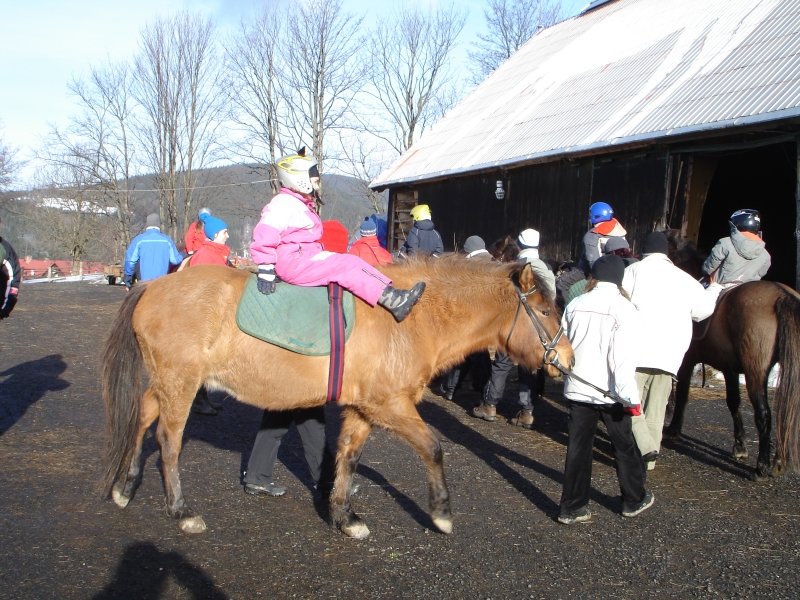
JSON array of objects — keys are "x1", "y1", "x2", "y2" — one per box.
[
  {"x1": 603, "y1": 236, "x2": 630, "y2": 253},
  {"x1": 463, "y1": 235, "x2": 486, "y2": 254}
]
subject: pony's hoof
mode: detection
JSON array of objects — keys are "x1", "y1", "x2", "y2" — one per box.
[
  {"x1": 433, "y1": 516, "x2": 453, "y2": 534},
  {"x1": 179, "y1": 515, "x2": 207, "y2": 534},
  {"x1": 112, "y1": 487, "x2": 130, "y2": 509},
  {"x1": 340, "y1": 521, "x2": 370, "y2": 539},
  {"x1": 732, "y1": 444, "x2": 748, "y2": 460}
]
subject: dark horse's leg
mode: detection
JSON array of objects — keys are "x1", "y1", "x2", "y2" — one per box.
[
  {"x1": 331, "y1": 407, "x2": 373, "y2": 539},
  {"x1": 723, "y1": 370, "x2": 748, "y2": 461},
  {"x1": 111, "y1": 388, "x2": 160, "y2": 509},
  {"x1": 664, "y1": 358, "x2": 694, "y2": 438},
  {"x1": 742, "y1": 369, "x2": 773, "y2": 478}
]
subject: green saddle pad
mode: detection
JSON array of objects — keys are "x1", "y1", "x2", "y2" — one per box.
[{"x1": 236, "y1": 276, "x2": 355, "y2": 355}]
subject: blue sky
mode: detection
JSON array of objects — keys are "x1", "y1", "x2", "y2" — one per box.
[{"x1": 0, "y1": 0, "x2": 587, "y2": 183}]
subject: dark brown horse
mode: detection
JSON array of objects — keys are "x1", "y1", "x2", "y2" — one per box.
[
  {"x1": 665, "y1": 232, "x2": 800, "y2": 477},
  {"x1": 101, "y1": 257, "x2": 573, "y2": 537},
  {"x1": 487, "y1": 235, "x2": 520, "y2": 263}
]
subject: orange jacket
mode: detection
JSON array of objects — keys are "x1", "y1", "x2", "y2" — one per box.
[{"x1": 348, "y1": 236, "x2": 393, "y2": 266}]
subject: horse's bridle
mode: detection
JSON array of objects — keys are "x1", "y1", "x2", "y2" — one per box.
[
  {"x1": 508, "y1": 282, "x2": 624, "y2": 403},
  {"x1": 506, "y1": 283, "x2": 565, "y2": 369}
]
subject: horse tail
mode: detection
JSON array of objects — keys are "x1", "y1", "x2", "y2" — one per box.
[
  {"x1": 100, "y1": 284, "x2": 147, "y2": 496},
  {"x1": 773, "y1": 290, "x2": 800, "y2": 471}
]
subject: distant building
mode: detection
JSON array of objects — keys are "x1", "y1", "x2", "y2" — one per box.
[{"x1": 19, "y1": 258, "x2": 106, "y2": 280}]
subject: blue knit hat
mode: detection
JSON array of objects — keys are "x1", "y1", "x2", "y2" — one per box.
[
  {"x1": 360, "y1": 216, "x2": 378, "y2": 236},
  {"x1": 200, "y1": 213, "x2": 227, "y2": 240}
]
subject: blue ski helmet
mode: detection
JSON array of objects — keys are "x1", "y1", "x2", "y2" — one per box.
[{"x1": 589, "y1": 202, "x2": 614, "y2": 226}]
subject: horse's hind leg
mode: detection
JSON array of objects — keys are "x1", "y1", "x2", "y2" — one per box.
[
  {"x1": 723, "y1": 370, "x2": 748, "y2": 461},
  {"x1": 112, "y1": 388, "x2": 160, "y2": 508},
  {"x1": 742, "y1": 371, "x2": 773, "y2": 478},
  {"x1": 153, "y1": 385, "x2": 206, "y2": 534},
  {"x1": 370, "y1": 400, "x2": 452, "y2": 535}
]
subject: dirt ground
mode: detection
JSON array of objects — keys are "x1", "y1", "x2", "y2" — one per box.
[{"x1": 1, "y1": 282, "x2": 799, "y2": 599}]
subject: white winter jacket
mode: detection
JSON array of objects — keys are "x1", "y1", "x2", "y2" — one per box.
[
  {"x1": 622, "y1": 253, "x2": 716, "y2": 375},
  {"x1": 561, "y1": 282, "x2": 641, "y2": 407}
]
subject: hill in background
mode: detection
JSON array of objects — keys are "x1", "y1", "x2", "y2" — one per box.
[
  {"x1": 129, "y1": 164, "x2": 384, "y2": 256},
  {"x1": 0, "y1": 164, "x2": 385, "y2": 262}
]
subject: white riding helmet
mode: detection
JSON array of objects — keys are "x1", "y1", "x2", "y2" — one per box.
[{"x1": 277, "y1": 153, "x2": 319, "y2": 196}]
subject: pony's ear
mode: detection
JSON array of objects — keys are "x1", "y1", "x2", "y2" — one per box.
[{"x1": 517, "y1": 262, "x2": 536, "y2": 293}]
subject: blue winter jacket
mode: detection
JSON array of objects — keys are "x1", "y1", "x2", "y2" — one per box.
[{"x1": 124, "y1": 227, "x2": 183, "y2": 282}]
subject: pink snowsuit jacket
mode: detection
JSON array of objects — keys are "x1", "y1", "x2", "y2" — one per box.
[{"x1": 249, "y1": 188, "x2": 391, "y2": 305}]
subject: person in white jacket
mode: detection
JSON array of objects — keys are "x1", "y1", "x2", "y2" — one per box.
[
  {"x1": 622, "y1": 231, "x2": 717, "y2": 470},
  {"x1": 558, "y1": 254, "x2": 654, "y2": 524}
]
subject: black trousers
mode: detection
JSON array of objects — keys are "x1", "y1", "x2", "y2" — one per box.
[
  {"x1": 559, "y1": 401, "x2": 646, "y2": 516},
  {"x1": 244, "y1": 407, "x2": 333, "y2": 487},
  {"x1": 483, "y1": 351, "x2": 544, "y2": 409},
  {"x1": 443, "y1": 351, "x2": 492, "y2": 396}
]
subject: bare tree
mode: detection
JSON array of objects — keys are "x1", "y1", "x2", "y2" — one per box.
[
  {"x1": 224, "y1": 5, "x2": 287, "y2": 195},
  {"x1": 469, "y1": 0, "x2": 563, "y2": 83},
  {"x1": 42, "y1": 62, "x2": 140, "y2": 257},
  {"x1": 29, "y1": 161, "x2": 112, "y2": 268},
  {"x1": 133, "y1": 12, "x2": 226, "y2": 239},
  {"x1": 364, "y1": 3, "x2": 467, "y2": 155},
  {"x1": 282, "y1": 0, "x2": 366, "y2": 174},
  {"x1": 335, "y1": 131, "x2": 387, "y2": 214},
  {"x1": 0, "y1": 129, "x2": 19, "y2": 192}
]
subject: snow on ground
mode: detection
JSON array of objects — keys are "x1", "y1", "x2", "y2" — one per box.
[
  {"x1": 22, "y1": 274, "x2": 109, "y2": 284},
  {"x1": 693, "y1": 363, "x2": 781, "y2": 389}
]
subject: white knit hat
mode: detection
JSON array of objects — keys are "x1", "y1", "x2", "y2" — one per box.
[{"x1": 518, "y1": 228, "x2": 540, "y2": 248}]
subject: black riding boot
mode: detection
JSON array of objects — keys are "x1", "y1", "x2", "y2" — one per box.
[{"x1": 378, "y1": 282, "x2": 426, "y2": 322}]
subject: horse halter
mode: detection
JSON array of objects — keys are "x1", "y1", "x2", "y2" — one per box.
[
  {"x1": 508, "y1": 281, "x2": 624, "y2": 403},
  {"x1": 506, "y1": 282, "x2": 565, "y2": 369}
]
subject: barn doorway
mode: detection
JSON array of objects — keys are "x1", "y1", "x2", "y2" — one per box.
[{"x1": 698, "y1": 141, "x2": 796, "y2": 287}]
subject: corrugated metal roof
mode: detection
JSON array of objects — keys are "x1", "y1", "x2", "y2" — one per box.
[{"x1": 372, "y1": 0, "x2": 800, "y2": 189}]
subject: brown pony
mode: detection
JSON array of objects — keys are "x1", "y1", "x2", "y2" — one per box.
[
  {"x1": 487, "y1": 235, "x2": 520, "y2": 263},
  {"x1": 101, "y1": 257, "x2": 573, "y2": 537},
  {"x1": 665, "y1": 231, "x2": 800, "y2": 477}
]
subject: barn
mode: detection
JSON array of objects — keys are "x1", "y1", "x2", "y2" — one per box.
[{"x1": 371, "y1": 0, "x2": 800, "y2": 288}]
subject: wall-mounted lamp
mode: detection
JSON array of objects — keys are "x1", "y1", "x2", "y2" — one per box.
[{"x1": 494, "y1": 180, "x2": 505, "y2": 200}]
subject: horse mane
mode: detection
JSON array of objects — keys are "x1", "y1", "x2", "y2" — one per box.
[{"x1": 384, "y1": 255, "x2": 556, "y2": 317}]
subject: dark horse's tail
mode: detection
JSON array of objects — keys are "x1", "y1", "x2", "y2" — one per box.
[
  {"x1": 100, "y1": 284, "x2": 147, "y2": 496},
  {"x1": 774, "y1": 289, "x2": 800, "y2": 471}
]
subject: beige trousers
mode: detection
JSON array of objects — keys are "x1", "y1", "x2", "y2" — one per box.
[{"x1": 631, "y1": 369, "x2": 674, "y2": 456}]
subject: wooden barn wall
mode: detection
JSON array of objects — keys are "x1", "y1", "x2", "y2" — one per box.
[
  {"x1": 391, "y1": 152, "x2": 671, "y2": 265},
  {"x1": 589, "y1": 152, "x2": 670, "y2": 257}
]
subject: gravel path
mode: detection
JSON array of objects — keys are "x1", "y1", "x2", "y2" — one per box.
[{"x1": 1, "y1": 282, "x2": 798, "y2": 599}]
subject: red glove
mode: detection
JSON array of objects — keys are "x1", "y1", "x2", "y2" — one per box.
[{"x1": 625, "y1": 405, "x2": 642, "y2": 417}]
